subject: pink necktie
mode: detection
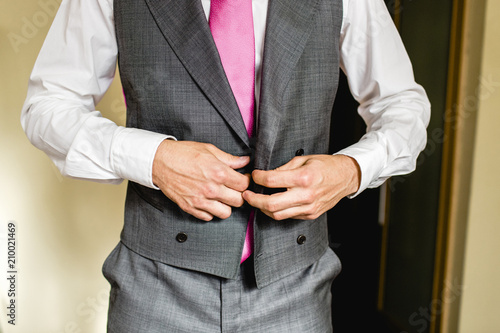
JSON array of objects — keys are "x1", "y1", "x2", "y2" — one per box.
[{"x1": 209, "y1": 0, "x2": 255, "y2": 263}]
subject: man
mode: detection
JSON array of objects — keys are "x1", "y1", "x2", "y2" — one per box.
[{"x1": 22, "y1": 0, "x2": 430, "y2": 331}]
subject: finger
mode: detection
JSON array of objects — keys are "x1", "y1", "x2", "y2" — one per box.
[
  {"x1": 169, "y1": 193, "x2": 215, "y2": 221},
  {"x1": 208, "y1": 185, "x2": 246, "y2": 208},
  {"x1": 211, "y1": 167, "x2": 251, "y2": 193},
  {"x1": 236, "y1": 173, "x2": 252, "y2": 192},
  {"x1": 204, "y1": 147, "x2": 251, "y2": 191},
  {"x1": 242, "y1": 190, "x2": 267, "y2": 210},
  {"x1": 274, "y1": 156, "x2": 307, "y2": 171},
  {"x1": 243, "y1": 191, "x2": 324, "y2": 221},
  {"x1": 187, "y1": 208, "x2": 214, "y2": 222},
  {"x1": 243, "y1": 191, "x2": 307, "y2": 220},
  {"x1": 251, "y1": 157, "x2": 306, "y2": 187},
  {"x1": 180, "y1": 197, "x2": 233, "y2": 221},
  {"x1": 243, "y1": 189, "x2": 308, "y2": 213},
  {"x1": 165, "y1": 179, "x2": 238, "y2": 220},
  {"x1": 197, "y1": 199, "x2": 233, "y2": 220},
  {"x1": 273, "y1": 194, "x2": 342, "y2": 220},
  {"x1": 178, "y1": 177, "x2": 246, "y2": 209},
  {"x1": 264, "y1": 204, "x2": 323, "y2": 221},
  {"x1": 252, "y1": 167, "x2": 312, "y2": 189}
]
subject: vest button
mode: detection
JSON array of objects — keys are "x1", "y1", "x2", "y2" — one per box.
[
  {"x1": 176, "y1": 232, "x2": 188, "y2": 243},
  {"x1": 297, "y1": 234, "x2": 307, "y2": 245},
  {"x1": 295, "y1": 148, "x2": 304, "y2": 156}
]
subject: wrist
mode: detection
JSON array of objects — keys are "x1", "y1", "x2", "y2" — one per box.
[
  {"x1": 339, "y1": 155, "x2": 361, "y2": 196},
  {"x1": 152, "y1": 138, "x2": 176, "y2": 188}
]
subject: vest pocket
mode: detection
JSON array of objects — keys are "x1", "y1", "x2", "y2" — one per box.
[{"x1": 129, "y1": 181, "x2": 165, "y2": 212}]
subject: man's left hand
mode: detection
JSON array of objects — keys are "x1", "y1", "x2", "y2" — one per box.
[{"x1": 242, "y1": 154, "x2": 361, "y2": 220}]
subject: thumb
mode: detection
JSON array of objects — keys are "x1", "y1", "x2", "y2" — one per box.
[{"x1": 274, "y1": 156, "x2": 306, "y2": 171}]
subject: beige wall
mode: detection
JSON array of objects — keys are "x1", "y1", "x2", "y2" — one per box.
[
  {"x1": 458, "y1": 0, "x2": 500, "y2": 331},
  {"x1": 0, "y1": 0, "x2": 125, "y2": 331}
]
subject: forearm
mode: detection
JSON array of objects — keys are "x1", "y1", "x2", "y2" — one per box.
[
  {"x1": 20, "y1": 0, "x2": 170, "y2": 188},
  {"x1": 339, "y1": 0, "x2": 431, "y2": 196}
]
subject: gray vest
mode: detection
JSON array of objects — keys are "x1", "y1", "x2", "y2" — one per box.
[{"x1": 114, "y1": 0, "x2": 343, "y2": 288}]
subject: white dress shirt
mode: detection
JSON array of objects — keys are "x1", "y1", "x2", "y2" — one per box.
[{"x1": 21, "y1": 0, "x2": 430, "y2": 196}]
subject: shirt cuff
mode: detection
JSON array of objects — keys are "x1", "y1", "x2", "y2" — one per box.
[
  {"x1": 111, "y1": 127, "x2": 175, "y2": 189},
  {"x1": 334, "y1": 137, "x2": 387, "y2": 198}
]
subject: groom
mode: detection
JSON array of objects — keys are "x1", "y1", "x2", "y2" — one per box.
[{"x1": 22, "y1": 0, "x2": 430, "y2": 331}]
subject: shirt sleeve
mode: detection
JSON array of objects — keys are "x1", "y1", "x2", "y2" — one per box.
[
  {"x1": 21, "y1": 0, "x2": 171, "y2": 188},
  {"x1": 336, "y1": 0, "x2": 431, "y2": 196}
]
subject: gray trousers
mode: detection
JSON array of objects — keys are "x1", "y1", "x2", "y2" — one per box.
[{"x1": 102, "y1": 242, "x2": 341, "y2": 332}]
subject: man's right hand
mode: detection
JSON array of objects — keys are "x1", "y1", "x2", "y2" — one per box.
[{"x1": 152, "y1": 140, "x2": 251, "y2": 221}]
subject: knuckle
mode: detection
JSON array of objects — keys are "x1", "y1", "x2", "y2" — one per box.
[
  {"x1": 202, "y1": 183, "x2": 219, "y2": 198},
  {"x1": 262, "y1": 174, "x2": 276, "y2": 187},
  {"x1": 210, "y1": 167, "x2": 227, "y2": 183},
  {"x1": 263, "y1": 201, "x2": 278, "y2": 213},
  {"x1": 191, "y1": 196, "x2": 204, "y2": 207},
  {"x1": 297, "y1": 171, "x2": 313, "y2": 187},
  {"x1": 305, "y1": 205, "x2": 320, "y2": 219}
]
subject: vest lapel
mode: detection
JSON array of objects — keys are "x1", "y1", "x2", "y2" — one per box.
[
  {"x1": 256, "y1": 0, "x2": 322, "y2": 170},
  {"x1": 144, "y1": 0, "x2": 251, "y2": 147}
]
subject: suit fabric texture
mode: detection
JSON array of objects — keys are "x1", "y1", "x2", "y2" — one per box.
[
  {"x1": 112, "y1": 0, "x2": 343, "y2": 289},
  {"x1": 103, "y1": 242, "x2": 341, "y2": 332}
]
